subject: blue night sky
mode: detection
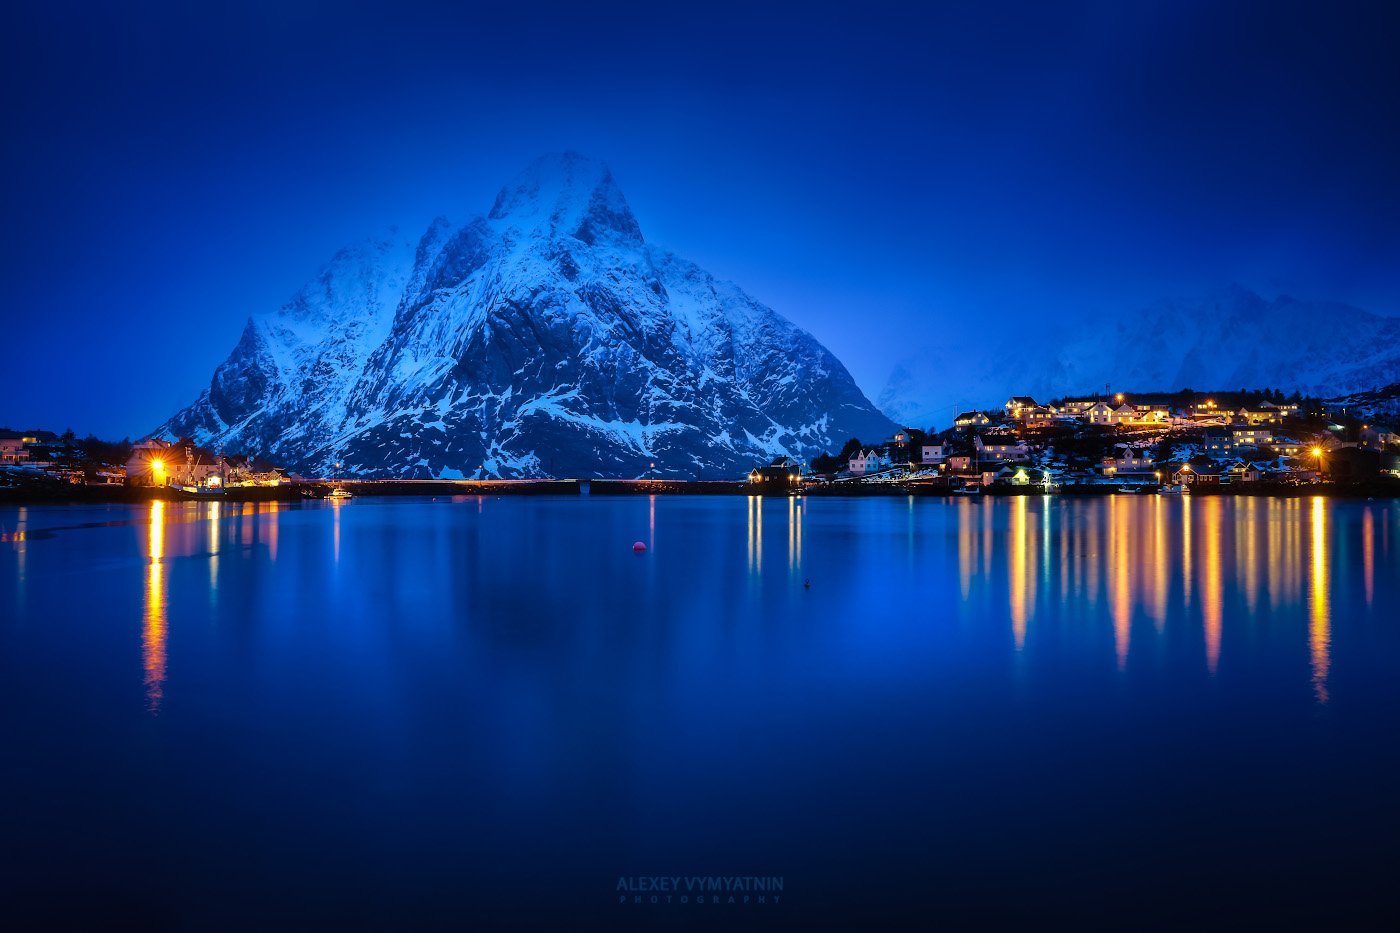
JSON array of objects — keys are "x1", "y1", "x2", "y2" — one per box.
[{"x1": 4, "y1": 0, "x2": 1399, "y2": 437}]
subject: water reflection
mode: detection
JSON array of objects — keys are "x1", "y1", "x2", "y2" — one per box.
[
  {"x1": 263, "y1": 501, "x2": 280, "y2": 561},
  {"x1": 1151, "y1": 497, "x2": 1167, "y2": 631},
  {"x1": 208, "y1": 501, "x2": 221, "y2": 598},
  {"x1": 333, "y1": 498, "x2": 344, "y2": 563},
  {"x1": 11, "y1": 506, "x2": 26, "y2": 606},
  {"x1": 1309, "y1": 497, "x2": 1331, "y2": 704},
  {"x1": 1363, "y1": 507, "x2": 1374, "y2": 607},
  {"x1": 937, "y1": 495, "x2": 1364, "y2": 698},
  {"x1": 743, "y1": 495, "x2": 806, "y2": 579},
  {"x1": 1009, "y1": 496, "x2": 1032, "y2": 650},
  {"x1": 746, "y1": 495, "x2": 762, "y2": 574},
  {"x1": 144, "y1": 501, "x2": 167, "y2": 713},
  {"x1": 1109, "y1": 496, "x2": 1131, "y2": 668},
  {"x1": 10, "y1": 494, "x2": 1380, "y2": 718},
  {"x1": 1202, "y1": 497, "x2": 1223, "y2": 674}
]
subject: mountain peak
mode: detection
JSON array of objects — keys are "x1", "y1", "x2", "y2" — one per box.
[{"x1": 488, "y1": 152, "x2": 642, "y2": 246}]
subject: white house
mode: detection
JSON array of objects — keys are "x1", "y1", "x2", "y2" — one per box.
[
  {"x1": 1087, "y1": 401, "x2": 1117, "y2": 425},
  {"x1": 847, "y1": 449, "x2": 889, "y2": 476},
  {"x1": 920, "y1": 444, "x2": 945, "y2": 464},
  {"x1": 953, "y1": 411, "x2": 993, "y2": 430}
]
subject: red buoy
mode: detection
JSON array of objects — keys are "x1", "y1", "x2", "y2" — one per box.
[{"x1": 632, "y1": 541, "x2": 647, "y2": 553}]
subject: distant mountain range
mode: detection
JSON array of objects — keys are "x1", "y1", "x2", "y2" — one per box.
[
  {"x1": 877, "y1": 287, "x2": 1400, "y2": 430},
  {"x1": 159, "y1": 153, "x2": 895, "y2": 478}
]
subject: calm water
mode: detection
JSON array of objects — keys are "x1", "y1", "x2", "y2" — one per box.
[{"x1": 2, "y1": 494, "x2": 1399, "y2": 929}]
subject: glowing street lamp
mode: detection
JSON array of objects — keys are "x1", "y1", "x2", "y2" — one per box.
[{"x1": 151, "y1": 459, "x2": 166, "y2": 485}]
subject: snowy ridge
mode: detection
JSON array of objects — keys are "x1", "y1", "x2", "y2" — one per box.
[
  {"x1": 160, "y1": 153, "x2": 894, "y2": 477},
  {"x1": 878, "y1": 286, "x2": 1400, "y2": 430}
]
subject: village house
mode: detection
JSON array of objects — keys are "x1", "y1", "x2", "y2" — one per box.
[
  {"x1": 1086, "y1": 401, "x2": 1118, "y2": 426},
  {"x1": 126, "y1": 437, "x2": 224, "y2": 488},
  {"x1": 1222, "y1": 460, "x2": 1268, "y2": 483},
  {"x1": 0, "y1": 430, "x2": 57, "y2": 464},
  {"x1": 1237, "y1": 403, "x2": 1280, "y2": 425},
  {"x1": 0, "y1": 436, "x2": 30, "y2": 464},
  {"x1": 886, "y1": 431, "x2": 916, "y2": 466},
  {"x1": 946, "y1": 454, "x2": 973, "y2": 473},
  {"x1": 751, "y1": 456, "x2": 802, "y2": 485},
  {"x1": 1021, "y1": 405, "x2": 1056, "y2": 425},
  {"x1": 973, "y1": 435, "x2": 1028, "y2": 462},
  {"x1": 1202, "y1": 428, "x2": 1235, "y2": 456},
  {"x1": 1102, "y1": 444, "x2": 1155, "y2": 476},
  {"x1": 1003, "y1": 396, "x2": 1039, "y2": 420},
  {"x1": 920, "y1": 444, "x2": 945, "y2": 465},
  {"x1": 125, "y1": 439, "x2": 173, "y2": 486},
  {"x1": 1132, "y1": 404, "x2": 1172, "y2": 423},
  {"x1": 1059, "y1": 398, "x2": 1097, "y2": 417},
  {"x1": 1173, "y1": 458, "x2": 1222, "y2": 486},
  {"x1": 1113, "y1": 402, "x2": 1138, "y2": 424},
  {"x1": 1360, "y1": 426, "x2": 1400, "y2": 448},
  {"x1": 1232, "y1": 426, "x2": 1274, "y2": 448},
  {"x1": 847, "y1": 449, "x2": 889, "y2": 476},
  {"x1": 953, "y1": 411, "x2": 994, "y2": 430}
]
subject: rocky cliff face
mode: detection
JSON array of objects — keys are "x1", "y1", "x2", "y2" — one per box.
[{"x1": 161, "y1": 153, "x2": 895, "y2": 477}]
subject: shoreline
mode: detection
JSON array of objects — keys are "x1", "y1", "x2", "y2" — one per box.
[{"x1": 1, "y1": 477, "x2": 1397, "y2": 505}]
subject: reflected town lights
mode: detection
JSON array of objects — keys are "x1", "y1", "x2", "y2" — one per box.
[
  {"x1": 1202, "y1": 498, "x2": 1223, "y2": 674},
  {"x1": 1309, "y1": 497, "x2": 1331, "y2": 704},
  {"x1": 144, "y1": 500, "x2": 168, "y2": 713},
  {"x1": 1111, "y1": 495, "x2": 1131, "y2": 669},
  {"x1": 1010, "y1": 496, "x2": 1031, "y2": 650}
]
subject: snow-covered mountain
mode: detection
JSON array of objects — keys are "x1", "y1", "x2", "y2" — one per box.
[
  {"x1": 878, "y1": 287, "x2": 1400, "y2": 430},
  {"x1": 160, "y1": 153, "x2": 895, "y2": 478}
]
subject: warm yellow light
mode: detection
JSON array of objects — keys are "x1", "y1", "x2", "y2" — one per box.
[
  {"x1": 1115, "y1": 393, "x2": 1123, "y2": 402},
  {"x1": 1312, "y1": 447, "x2": 1322, "y2": 457},
  {"x1": 152, "y1": 459, "x2": 165, "y2": 473}
]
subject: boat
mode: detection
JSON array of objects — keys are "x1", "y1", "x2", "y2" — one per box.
[
  {"x1": 953, "y1": 485, "x2": 981, "y2": 495},
  {"x1": 327, "y1": 486, "x2": 353, "y2": 500},
  {"x1": 164, "y1": 483, "x2": 225, "y2": 500}
]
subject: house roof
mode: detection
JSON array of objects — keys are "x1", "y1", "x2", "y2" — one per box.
[{"x1": 0, "y1": 429, "x2": 58, "y2": 442}]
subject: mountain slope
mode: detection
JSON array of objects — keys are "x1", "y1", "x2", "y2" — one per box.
[
  {"x1": 160, "y1": 153, "x2": 894, "y2": 477},
  {"x1": 878, "y1": 287, "x2": 1400, "y2": 429}
]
